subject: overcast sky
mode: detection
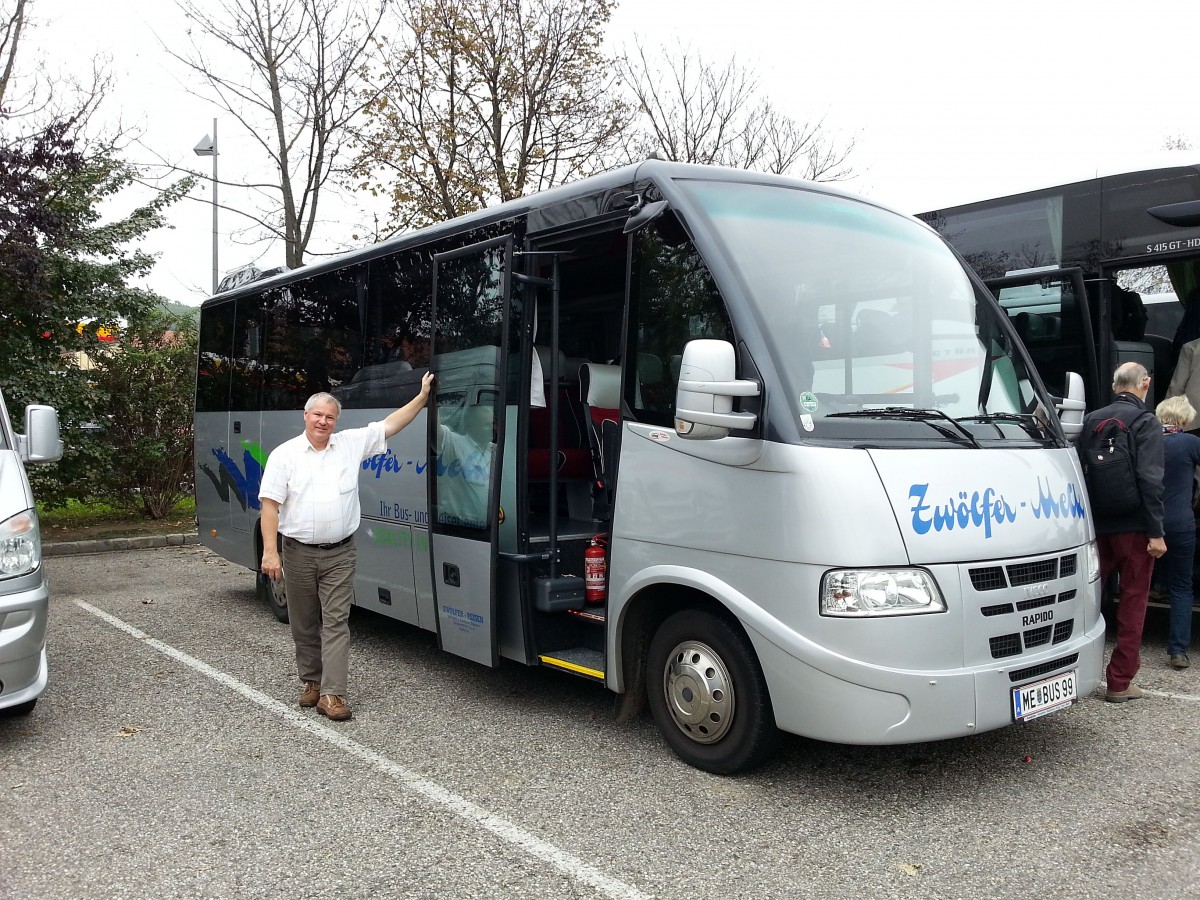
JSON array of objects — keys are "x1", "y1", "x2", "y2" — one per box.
[{"x1": 23, "y1": 0, "x2": 1199, "y2": 305}]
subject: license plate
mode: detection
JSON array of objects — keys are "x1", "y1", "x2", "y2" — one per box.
[{"x1": 1012, "y1": 670, "x2": 1077, "y2": 722}]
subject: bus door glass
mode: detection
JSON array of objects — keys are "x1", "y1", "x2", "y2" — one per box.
[
  {"x1": 985, "y1": 267, "x2": 1098, "y2": 406},
  {"x1": 429, "y1": 236, "x2": 513, "y2": 666}
]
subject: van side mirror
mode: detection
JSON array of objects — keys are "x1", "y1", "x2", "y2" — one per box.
[
  {"x1": 1055, "y1": 371, "x2": 1086, "y2": 440},
  {"x1": 674, "y1": 340, "x2": 760, "y2": 440},
  {"x1": 20, "y1": 405, "x2": 63, "y2": 464}
]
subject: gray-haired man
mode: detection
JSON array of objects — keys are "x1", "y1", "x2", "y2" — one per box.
[{"x1": 259, "y1": 372, "x2": 433, "y2": 720}]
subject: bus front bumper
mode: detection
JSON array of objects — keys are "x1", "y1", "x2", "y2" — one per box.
[{"x1": 752, "y1": 613, "x2": 1106, "y2": 745}]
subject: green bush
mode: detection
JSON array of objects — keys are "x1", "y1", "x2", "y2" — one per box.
[{"x1": 74, "y1": 311, "x2": 199, "y2": 519}]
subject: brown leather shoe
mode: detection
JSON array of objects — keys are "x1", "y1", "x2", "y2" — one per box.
[
  {"x1": 317, "y1": 694, "x2": 352, "y2": 721},
  {"x1": 1105, "y1": 684, "x2": 1144, "y2": 703},
  {"x1": 299, "y1": 681, "x2": 321, "y2": 708}
]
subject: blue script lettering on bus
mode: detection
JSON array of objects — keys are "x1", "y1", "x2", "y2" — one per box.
[
  {"x1": 909, "y1": 478, "x2": 1086, "y2": 538},
  {"x1": 1031, "y1": 477, "x2": 1087, "y2": 522},
  {"x1": 362, "y1": 449, "x2": 428, "y2": 479},
  {"x1": 909, "y1": 484, "x2": 1016, "y2": 538}
]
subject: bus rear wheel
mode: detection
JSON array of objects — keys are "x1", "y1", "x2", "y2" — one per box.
[
  {"x1": 256, "y1": 570, "x2": 289, "y2": 624},
  {"x1": 647, "y1": 608, "x2": 778, "y2": 774}
]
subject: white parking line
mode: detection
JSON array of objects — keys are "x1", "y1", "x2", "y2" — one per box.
[{"x1": 77, "y1": 600, "x2": 649, "y2": 900}]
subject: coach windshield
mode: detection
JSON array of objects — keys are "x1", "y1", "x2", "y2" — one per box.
[{"x1": 675, "y1": 179, "x2": 1057, "y2": 446}]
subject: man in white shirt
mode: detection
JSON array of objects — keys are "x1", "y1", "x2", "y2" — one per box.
[{"x1": 259, "y1": 372, "x2": 434, "y2": 721}]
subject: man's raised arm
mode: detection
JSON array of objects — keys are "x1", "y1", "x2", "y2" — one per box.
[{"x1": 383, "y1": 371, "x2": 435, "y2": 438}]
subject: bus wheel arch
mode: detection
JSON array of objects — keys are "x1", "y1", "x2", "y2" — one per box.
[
  {"x1": 620, "y1": 585, "x2": 779, "y2": 774},
  {"x1": 254, "y1": 524, "x2": 289, "y2": 624}
]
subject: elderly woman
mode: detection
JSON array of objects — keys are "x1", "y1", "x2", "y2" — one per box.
[{"x1": 1155, "y1": 395, "x2": 1200, "y2": 668}]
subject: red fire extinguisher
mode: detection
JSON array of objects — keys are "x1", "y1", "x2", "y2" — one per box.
[{"x1": 584, "y1": 534, "x2": 608, "y2": 604}]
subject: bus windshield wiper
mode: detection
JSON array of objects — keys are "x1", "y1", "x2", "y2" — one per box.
[
  {"x1": 957, "y1": 412, "x2": 1050, "y2": 440},
  {"x1": 826, "y1": 407, "x2": 980, "y2": 447}
]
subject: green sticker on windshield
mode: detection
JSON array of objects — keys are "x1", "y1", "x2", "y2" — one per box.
[{"x1": 800, "y1": 392, "x2": 819, "y2": 412}]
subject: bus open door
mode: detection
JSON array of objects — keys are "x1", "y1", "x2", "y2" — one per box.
[{"x1": 428, "y1": 237, "x2": 514, "y2": 667}]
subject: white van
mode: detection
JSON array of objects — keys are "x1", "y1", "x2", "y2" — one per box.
[{"x1": 0, "y1": 388, "x2": 62, "y2": 716}]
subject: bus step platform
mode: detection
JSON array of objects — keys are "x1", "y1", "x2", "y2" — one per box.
[
  {"x1": 566, "y1": 606, "x2": 606, "y2": 624},
  {"x1": 538, "y1": 648, "x2": 605, "y2": 682}
]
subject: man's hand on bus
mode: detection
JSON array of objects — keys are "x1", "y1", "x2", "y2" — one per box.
[
  {"x1": 1148, "y1": 536, "x2": 1167, "y2": 559},
  {"x1": 382, "y1": 371, "x2": 436, "y2": 438}
]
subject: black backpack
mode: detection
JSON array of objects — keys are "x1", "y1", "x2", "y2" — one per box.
[{"x1": 1079, "y1": 415, "x2": 1143, "y2": 517}]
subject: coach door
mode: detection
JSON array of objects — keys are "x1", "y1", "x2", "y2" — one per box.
[
  {"x1": 985, "y1": 267, "x2": 1099, "y2": 408},
  {"x1": 428, "y1": 237, "x2": 515, "y2": 666}
]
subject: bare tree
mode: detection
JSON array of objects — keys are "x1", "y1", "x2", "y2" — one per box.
[
  {"x1": 170, "y1": 0, "x2": 388, "y2": 268},
  {"x1": 1, "y1": 0, "x2": 110, "y2": 137},
  {"x1": 0, "y1": 0, "x2": 29, "y2": 113},
  {"x1": 618, "y1": 41, "x2": 855, "y2": 182},
  {"x1": 350, "y1": 0, "x2": 629, "y2": 232}
]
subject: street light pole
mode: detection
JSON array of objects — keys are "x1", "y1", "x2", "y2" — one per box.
[{"x1": 193, "y1": 118, "x2": 219, "y2": 295}]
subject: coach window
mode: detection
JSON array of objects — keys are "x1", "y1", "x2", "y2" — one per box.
[
  {"x1": 196, "y1": 299, "x2": 235, "y2": 413},
  {"x1": 262, "y1": 268, "x2": 364, "y2": 409},
  {"x1": 344, "y1": 251, "x2": 434, "y2": 410},
  {"x1": 626, "y1": 213, "x2": 733, "y2": 427}
]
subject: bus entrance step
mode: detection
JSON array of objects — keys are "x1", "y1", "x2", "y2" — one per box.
[
  {"x1": 566, "y1": 606, "x2": 605, "y2": 624},
  {"x1": 538, "y1": 648, "x2": 605, "y2": 682}
]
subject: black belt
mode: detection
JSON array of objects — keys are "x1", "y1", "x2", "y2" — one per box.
[{"x1": 285, "y1": 535, "x2": 353, "y2": 551}]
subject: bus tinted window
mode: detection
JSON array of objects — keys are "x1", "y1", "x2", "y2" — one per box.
[
  {"x1": 331, "y1": 250, "x2": 432, "y2": 410},
  {"x1": 196, "y1": 300, "x2": 235, "y2": 413},
  {"x1": 229, "y1": 297, "x2": 263, "y2": 411},
  {"x1": 926, "y1": 195, "x2": 1065, "y2": 280},
  {"x1": 262, "y1": 268, "x2": 364, "y2": 410},
  {"x1": 627, "y1": 214, "x2": 733, "y2": 427}
]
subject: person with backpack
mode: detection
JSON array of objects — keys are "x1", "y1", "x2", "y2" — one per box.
[
  {"x1": 1153, "y1": 395, "x2": 1200, "y2": 670},
  {"x1": 1078, "y1": 362, "x2": 1166, "y2": 702}
]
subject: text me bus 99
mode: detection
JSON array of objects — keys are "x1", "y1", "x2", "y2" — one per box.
[
  {"x1": 917, "y1": 162, "x2": 1200, "y2": 413},
  {"x1": 195, "y1": 160, "x2": 1099, "y2": 773}
]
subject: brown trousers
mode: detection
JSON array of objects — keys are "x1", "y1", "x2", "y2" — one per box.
[{"x1": 281, "y1": 537, "x2": 356, "y2": 697}]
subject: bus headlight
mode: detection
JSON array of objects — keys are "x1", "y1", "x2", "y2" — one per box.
[
  {"x1": 820, "y1": 569, "x2": 946, "y2": 617},
  {"x1": 0, "y1": 509, "x2": 41, "y2": 578},
  {"x1": 1086, "y1": 540, "x2": 1100, "y2": 583}
]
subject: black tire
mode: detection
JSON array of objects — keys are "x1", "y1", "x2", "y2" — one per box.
[
  {"x1": 1, "y1": 698, "x2": 37, "y2": 717},
  {"x1": 256, "y1": 569, "x2": 290, "y2": 623},
  {"x1": 646, "y1": 608, "x2": 779, "y2": 775}
]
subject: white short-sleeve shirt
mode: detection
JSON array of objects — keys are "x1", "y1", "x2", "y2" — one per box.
[{"x1": 258, "y1": 420, "x2": 387, "y2": 544}]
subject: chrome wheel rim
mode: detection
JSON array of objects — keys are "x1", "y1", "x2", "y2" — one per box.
[
  {"x1": 661, "y1": 639, "x2": 734, "y2": 744},
  {"x1": 270, "y1": 572, "x2": 287, "y2": 611}
]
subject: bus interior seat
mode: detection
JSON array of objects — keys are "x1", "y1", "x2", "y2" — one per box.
[
  {"x1": 853, "y1": 309, "x2": 894, "y2": 355},
  {"x1": 1013, "y1": 312, "x2": 1046, "y2": 343},
  {"x1": 528, "y1": 346, "x2": 591, "y2": 483},
  {"x1": 580, "y1": 363, "x2": 622, "y2": 520}
]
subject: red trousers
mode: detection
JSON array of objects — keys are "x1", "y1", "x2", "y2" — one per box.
[{"x1": 1098, "y1": 531, "x2": 1155, "y2": 692}]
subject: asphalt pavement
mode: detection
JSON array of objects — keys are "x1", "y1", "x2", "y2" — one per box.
[{"x1": 2, "y1": 544, "x2": 1198, "y2": 899}]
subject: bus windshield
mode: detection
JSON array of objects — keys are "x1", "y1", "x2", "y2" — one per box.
[{"x1": 676, "y1": 180, "x2": 1051, "y2": 442}]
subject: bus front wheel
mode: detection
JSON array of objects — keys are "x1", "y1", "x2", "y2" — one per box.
[
  {"x1": 647, "y1": 608, "x2": 778, "y2": 774},
  {"x1": 256, "y1": 569, "x2": 289, "y2": 624}
]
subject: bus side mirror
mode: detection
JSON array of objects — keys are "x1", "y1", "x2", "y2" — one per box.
[
  {"x1": 674, "y1": 340, "x2": 760, "y2": 440},
  {"x1": 20, "y1": 405, "x2": 63, "y2": 464},
  {"x1": 1056, "y1": 371, "x2": 1086, "y2": 440}
]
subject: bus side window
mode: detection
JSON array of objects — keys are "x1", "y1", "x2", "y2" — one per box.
[{"x1": 627, "y1": 215, "x2": 733, "y2": 427}]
